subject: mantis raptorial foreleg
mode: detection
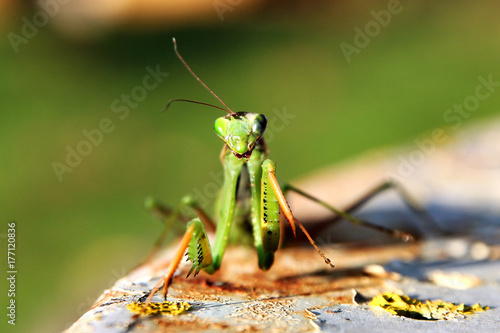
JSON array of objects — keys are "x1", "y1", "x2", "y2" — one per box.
[
  {"x1": 144, "y1": 193, "x2": 224, "y2": 303},
  {"x1": 263, "y1": 161, "x2": 334, "y2": 268},
  {"x1": 145, "y1": 221, "x2": 200, "y2": 304},
  {"x1": 144, "y1": 151, "x2": 244, "y2": 303}
]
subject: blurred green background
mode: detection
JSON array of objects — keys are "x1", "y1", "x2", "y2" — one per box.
[{"x1": 0, "y1": 1, "x2": 499, "y2": 332}]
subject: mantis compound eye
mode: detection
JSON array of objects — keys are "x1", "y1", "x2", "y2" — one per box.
[
  {"x1": 214, "y1": 117, "x2": 229, "y2": 138},
  {"x1": 251, "y1": 114, "x2": 267, "y2": 137}
]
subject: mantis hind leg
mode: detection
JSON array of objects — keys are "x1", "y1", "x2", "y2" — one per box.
[
  {"x1": 283, "y1": 179, "x2": 445, "y2": 243},
  {"x1": 139, "y1": 196, "x2": 216, "y2": 268}
]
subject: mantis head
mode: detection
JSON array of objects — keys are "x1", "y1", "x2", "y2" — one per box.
[
  {"x1": 167, "y1": 38, "x2": 267, "y2": 158},
  {"x1": 214, "y1": 112, "x2": 267, "y2": 158}
]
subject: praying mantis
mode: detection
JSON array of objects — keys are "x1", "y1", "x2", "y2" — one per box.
[{"x1": 142, "y1": 38, "x2": 431, "y2": 305}]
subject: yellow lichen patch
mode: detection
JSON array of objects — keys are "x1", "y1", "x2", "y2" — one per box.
[
  {"x1": 127, "y1": 301, "x2": 192, "y2": 316},
  {"x1": 370, "y1": 292, "x2": 489, "y2": 320}
]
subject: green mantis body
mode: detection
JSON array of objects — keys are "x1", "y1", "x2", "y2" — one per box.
[
  {"x1": 145, "y1": 109, "x2": 334, "y2": 303},
  {"x1": 189, "y1": 120, "x2": 281, "y2": 274},
  {"x1": 144, "y1": 40, "x2": 335, "y2": 303},
  {"x1": 187, "y1": 113, "x2": 313, "y2": 276},
  {"x1": 144, "y1": 39, "x2": 423, "y2": 303}
]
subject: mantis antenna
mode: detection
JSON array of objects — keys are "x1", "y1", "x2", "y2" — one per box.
[
  {"x1": 172, "y1": 38, "x2": 236, "y2": 116},
  {"x1": 162, "y1": 99, "x2": 231, "y2": 113}
]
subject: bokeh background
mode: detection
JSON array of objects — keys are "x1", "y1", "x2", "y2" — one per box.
[{"x1": 1, "y1": 1, "x2": 499, "y2": 332}]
